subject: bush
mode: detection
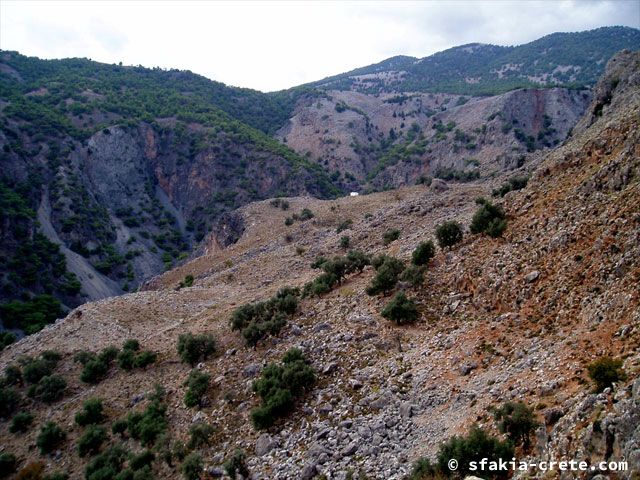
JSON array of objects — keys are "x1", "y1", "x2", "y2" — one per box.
[
  {"x1": 492, "y1": 176, "x2": 528, "y2": 197},
  {"x1": 470, "y1": 199, "x2": 507, "y2": 238},
  {"x1": 400, "y1": 265, "x2": 425, "y2": 287},
  {"x1": 3, "y1": 364, "x2": 22, "y2": 385},
  {"x1": 412, "y1": 241, "x2": 435, "y2": 266},
  {"x1": 78, "y1": 425, "x2": 108, "y2": 457},
  {"x1": 130, "y1": 450, "x2": 154, "y2": 471},
  {"x1": 299, "y1": 208, "x2": 314, "y2": 220},
  {"x1": 177, "y1": 333, "x2": 216, "y2": 366},
  {"x1": 179, "y1": 275, "x2": 194, "y2": 289},
  {"x1": 111, "y1": 419, "x2": 128, "y2": 436},
  {"x1": 23, "y1": 353, "x2": 59, "y2": 384},
  {"x1": 339, "y1": 236, "x2": 350, "y2": 249},
  {"x1": 28, "y1": 375, "x2": 66, "y2": 403},
  {"x1": 366, "y1": 256, "x2": 405, "y2": 296},
  {"x1": 81, "y1": 346, "x2": 118, "y2": 384},
  {"x1": 42, "y1": 472, "x2": 68, "y2": 480},
  {"x1": 180, "y1": 452, "x2": 203, "y2": 480},
  {"x1": 126, "y1": 388, "x2": 168, "y2": 445},
  {"x1": 184, "y1": 370, "x2": 210, "y2": 408},
  {"x1": 336, "y1": 219, "x2": 353, "y2": 233},
  {"x1": 383, "y1": 228, "x2": 401, "y2": 245},
  {"x1": 284, "y1": 217, "x2": 293, "y2": 226},
  {"x1": 251, "y1": 348, "x2": 315, "y2": 430},
  {"x1": 0, "y1": 452, "x2": 16, "y2": 477},
  {"x1": 0, "y1": 331, "x2": 16, "y2": 352},
  {"x1": 37, "y1": 421, "x2": 66, "y2": 454},
  {"x1": 492, "y1": 401, "x2": 539, "y2": 448},
  {"x1": 188, "y1": 422, "x2": 215, "y2": 449},
  {"x1": 231, "y1": 287, "x2": 300, "y2": 347},
  {"x1": 435, "y1": 221, "x2": 463, "y2": 249},
  {"x1": 85, "y1": 445, "x2": 127, "y2": 480},
  {"x1": 587, "y1": 357, "x2": 626, "y2": 392},
  {"x1": 381, "y1": 292, "x2": 419, "y2": 324},
  {"x1": 76, "y1": 398, "x2": 104, "y2": 426},
  {"x1": 132, "y1": 350, "x2": 156, "y2": 368},
  {"x1": 0, "y1": 385, "x2": 20, "y2": 417},
  {"x1": 10, "y1": 410, "x2": 34, "y2": 433},
  {"x1": 223, "y1": 449, "x2": 249, "y2": 478},
  {"x1": 122, "y1": 339, "x2": 140, "y2": 352}
]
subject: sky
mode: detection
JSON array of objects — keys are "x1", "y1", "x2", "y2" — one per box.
[{"x1": 1, "y1": 1, "x2": 639, "y2": 92}]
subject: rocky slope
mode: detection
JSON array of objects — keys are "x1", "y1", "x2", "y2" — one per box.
[
  {"x1": 0, "y1": 51, "x2": 638, "y2": 479},
  {"x1": 276, "y1": 87, "x2": 590, "y2": 189}
]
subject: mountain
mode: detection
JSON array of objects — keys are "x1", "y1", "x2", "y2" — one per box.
[
  {"x1": 0, "y1": 50, "x2": 638, "y2": 479},
  {"x1": 310, "y1": 26, "x2": 640, "y2": 95},
  {"x1": 0, "y1": 26, "x2": 638, "y2": 338},
  {"x1": 0, "y1": 51, "x2": 340, "y2": 333}
]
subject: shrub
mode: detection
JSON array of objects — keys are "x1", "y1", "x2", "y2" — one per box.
[
  {"x1": 10, "y1": 410, "x2": 34, "y2": 433},
  {"x1": 284, "y1": 217, "x2": 293, "y2": 226},
  {"x1": 78, "y1": 425, "x2": 108, "y2": 457},
  {"x1": 188, "y1": 423, "x2": 215, "y2": 449},
  {"x1": 132, "y1": 350, "x2": 156, "y2": 368},
  {"x1": 336, "y1": 219, "x2": 353, "y2": 233},
  {"x1": 177, "y1": 333, "x2": 216, "y2": 366},
  {"x1": 223, "y1": 449, "x2": 249, "y2": 478},
  {"x1": 28, "y1": 375, "x2": 66, "y2": 403},
  {"x1": 435, "y1": 221, "x2": 463, "y2": 249},
  {"x1": 587, "y1": 357, "x2": 626, "y2": 392},
  {"x1": 470, "y1": 199, "x2": 507, "y2": 238},
  {"x1": 366, "y1": 256, "x2": 405, "y2": 296},
  {"x1": 492, "y1": 401, "x2": 539, "y2": 448},
  {"x1": 126, "y1": 388, "x2": 168, "y2": 445},
  {"x1": 383, "y1": 228, "x2": 401, "y2": 245},
  {"x1": 111, "y1": 419, "x2": 128, "y2": 436},
  {"x1": 23, "y1": 356, "x2": 56, "y2": 384},
  {"x1": 492, "y1": 176, "x2": 529, "y2": 197},
  {"x1": 339, "y1": 236, "x2": 350, "y2": 249},
  {"x1": 81, "y1": 346, "x2": 118, "y2": 384},
  {"x1": 400, "y1": 265, "x2": 425, "y2": 287},
  {"x1": 412, "y1": 240, "x2": 435, "y2": 266},
  {"x1": 179, "y1": 275, "x2": 194, "y2": 289},
  {"x1": 299, "y1": 208, "x2": 314, "y2": 220},
  {"x1": 85, "y1": 445, "x2": 128, "y2": 480},
  {"x1": 37, "y1": 421, "x2": 66, "y2": 454},
  {"x1": 0, "y1": 385, "x2": 20, "y2": 417},
  {"x1": 130, "y1": 450, "x2": 154, "y2": 471},
  {"x1": 231, "y1": 287, "x2": 300, "y2": 347},
  {"x1": 0, "y1": 331, "x2": 16, "y2": 352},
  {"x1": 0, "y1": 452, "x2": 16, "y2": 477},
  {"x1": 76, "y1": 398, "x2": 104, "y2": 426},
  {"x1": 381, "y1": 292, "x2": 419, "y2": 324},
  {"x1": 180, "y1": 452, "x2": 203, "y2": 480},
  {"x1": 184, "y1": 370, "x2": 210, "y2": 408},
  {"x1": 42, "y1": 472, "x2": 68, "y2": 480},
  {"x1": 3, "y1": 364, "x2": 22, "y2": 385},
  {"x1": 122, "y1": 339, "x2": 140, "y2": 352},
  {"x1": 251, "y1": 348, "x2": 315, "y2": 430}
]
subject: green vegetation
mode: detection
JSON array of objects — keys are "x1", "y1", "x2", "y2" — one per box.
[
  {"x1": 339, "y1": 236, "x2": 350, "y2": 249},
  {"x1": 178, "y1": 274, "x2": 194, "y2": 289},
  {"x1": 27, "y1": 374, "x2": 66, "y2": 403},
  {"x1": 9, "y1": 411, "x2": 34, "y2": 433},
  {"x1": 587, "y1": 357, "x2": 626, "y2": 392},
  {"x1": 0, "y1": 331, "x2": 16, "y2": 352},
  {"x1": 383, "y1": 228, "x2": 401, "y2": 245},
  {"x1": 0, "y1": 385, "x2": 20, "y2": 417},
  {"x1": 304, "y1": 251, "x2": 371, "y2": 297},
  {"x1": 78, "y1": 425, "x2": 108, "y2": 457},
  {"x1": 251, "y1": 348, "x2": 315, "y2": 430},
  {"x1": 124, "y1": 387, "x2": 168, "y2": 446},
  {"x1": 117, "y1": 339, "x2": 156, "y2": 370},
  {"x1": 470, "y1": 198, "x2": 507, "y2": 238},
  {"x1": 184, "y1": 369, "x2": 211, "y2": 408},
  {"x1": 381, "y1": 292, "x2": 419, "y2": 324},
  {"x1": 22, "y1": 351, "x2": 61, "y2": 384},
  {"x1": 366, "y1": 256, "x2": 405, "y2": 296},
  {"x1": 180, "y1": 452, "x2": 203, "y2": 480},
  {"x1": 188, "y1": 422, "x2": 215, "y2": 449},
  {"x1": 0, "y1": 294, "x2": 64, "y2": 334},
  {"x1": 412, "y1": 241, "x2": 435, "y2": 266},
  {"x1": 435, "y1": 221, "x2": 463, "y2": 249},
  {"x1": 336, "y1": 219, "x2": 353, "y2": 233},
  {"x1": 399, "y1": 265, "x2": 425, "y2": 287},
  {"x1": 76, "y1": 398, "x2": 105, "y2": 426},
  {"x1": 492, "y1": 401, "x2": 539, "y2": 448},
  {"x1": 224, "y1": 449, "x2": 250, "y2": 478},
  {"x1": 79, "y1": 346, "x2": 119, "y2": 384},
  {"x1": 231, "y1": 287, "x2": 299, "y2": 347},
  {"x1": 36, "y1": 421, "x2": 66, "y2": 454},
  {"x1": 408, "y1": 424, "x2": 514, "y2": 479},
  {"x1": 434, "y1": 167, "x2": 480, "y2": 182},
  {"x1": 176, "y1": 333, "x2": 216, "y2": 366},
  {"x1": 84, "y1": 444, "x2": 128, "y2": 480},
  {"x1": 0, "y1": 452, "x2": 17, "y2": 478},
  {"x1": 492, "y1": 176, "x2": 529, "y2": 197}
]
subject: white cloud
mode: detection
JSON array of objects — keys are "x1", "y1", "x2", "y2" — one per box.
[{"x1": 1, "y1": 0, "x2": 638, "y2": 91}]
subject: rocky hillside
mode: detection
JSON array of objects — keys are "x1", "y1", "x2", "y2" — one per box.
[
  {"x1": 0, "y1": 52, "x2": 339, "y2": 333},
  {"x1": 0, "y1": 51, "x2": 637, "y2": 480},
  {"x1": 276, "y1": 87, "x2": 590, "y2": 189},
  {"x1": 310, "y1": 26, "x2": 640, "y2": 95}
]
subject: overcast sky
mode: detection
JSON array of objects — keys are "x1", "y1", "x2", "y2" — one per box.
[{"x1": 1, "y1": 1, "x2": 638, "y2": 92}]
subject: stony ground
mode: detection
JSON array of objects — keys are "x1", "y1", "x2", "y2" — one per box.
[{"x1": 1, "y1": 52, "x2": 638, "y2": 480}]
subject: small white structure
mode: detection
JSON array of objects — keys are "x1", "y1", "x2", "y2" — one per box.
[{"x1": 349, "y1": 192, "x2": 359, "y2": 197}]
